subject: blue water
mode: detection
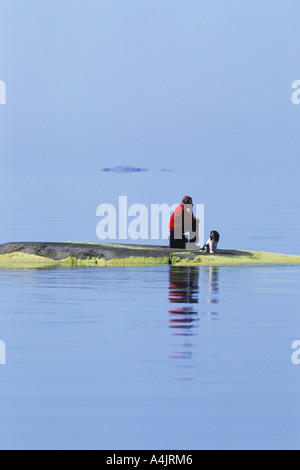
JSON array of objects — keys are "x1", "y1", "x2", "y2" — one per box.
[
  {"x1": 0, "y1": 171, "x2": 299, "y2": 450},
  {"x1": 0, "y1": 265, "x2": 299, "y2": 450},
  {"x1": 0, "y1": 170, "x2": 299, "y2": 255}
]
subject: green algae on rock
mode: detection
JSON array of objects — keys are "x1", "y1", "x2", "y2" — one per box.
[
  {"x1": 170, "y1": 251, "x2": 300, "y2": 266},
  {"x1": 60, "y1": 256, "x2": 170, "y2": 267},
  {"x1": 0, "y1": 252, "x2": 59, "y2": 269},
  {"x1": 0, "y1": 244, "x2": 300, "y2": 269}
]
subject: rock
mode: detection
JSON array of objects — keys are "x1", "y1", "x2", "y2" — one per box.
[{"x1": 0, "y1": 242, "x2": 252, "y2": 262}]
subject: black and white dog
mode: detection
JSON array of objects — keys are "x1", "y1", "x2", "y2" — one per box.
[{"x1": 200, "y1": 231, "x2": 220, "y2": 254}]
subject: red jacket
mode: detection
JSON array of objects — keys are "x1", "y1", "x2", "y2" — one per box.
[{"x1": 169, "y1": 204, "x2": 196, "y2": 232}]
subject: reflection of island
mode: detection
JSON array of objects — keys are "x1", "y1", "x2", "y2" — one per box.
[
  {"x1": 102, "y1": 166, "x2": 149, "y2": 173},
  {"x1": 168, "y1": 267, "x2": 199, "y2": 334}
]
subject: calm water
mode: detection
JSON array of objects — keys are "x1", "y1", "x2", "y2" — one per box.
[
  {"x1": 0, "y1": 171, "x2": 299, "y2": 449},
  {"x1": 0, "y1": 265, "x2": 299, "y2": 450},
  {"x1": 0, "y1": 170, "x2": 300, "y2": 255}
]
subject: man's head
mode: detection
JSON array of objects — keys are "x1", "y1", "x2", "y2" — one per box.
[{"x1": 182, "y1": 196, "x2": 193, "y2": 205}]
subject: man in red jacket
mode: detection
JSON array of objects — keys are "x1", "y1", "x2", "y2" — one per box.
[{"x1": 169, "y1": 196, "x2": 198, "y2": 249}]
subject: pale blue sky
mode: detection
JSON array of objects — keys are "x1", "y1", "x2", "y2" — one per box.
[{"x1": 1, "y1": 0, "x2": 300, "y2": 175}]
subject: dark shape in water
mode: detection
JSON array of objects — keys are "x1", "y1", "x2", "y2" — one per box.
[{"x1": 102, "y1": 166, "x2": 149, "y2": 173}]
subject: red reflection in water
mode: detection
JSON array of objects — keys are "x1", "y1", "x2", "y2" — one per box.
[{"x1": 168, "y1": 267, "x2": 199, "y2": 334}]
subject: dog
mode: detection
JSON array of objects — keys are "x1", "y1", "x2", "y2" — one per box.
[{"x1": 200, "y1": 231, "x2": 220, "y2": 254}]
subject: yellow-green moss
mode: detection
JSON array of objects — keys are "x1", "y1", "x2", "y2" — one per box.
[
  {"x1": 0, "y1": 252, "x2": 170, "y2": 269},
  {"x1": 171, "y1": 251, "x2": 300, "y2": 267},
  {"x1": 0, "y1": 253, "x2": 59, "y2": 268},
  {"x1": 107, "y1": 256, "x2": 169, "y2": 267},
  {"x1": 0, "y1": 251, "x2": 300, "y2": 269},
  {"x1": 59, "y1": 256, "x2": 170, "y2": 267}
]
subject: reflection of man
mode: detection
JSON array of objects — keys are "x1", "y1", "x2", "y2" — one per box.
[
  {"x1": 169, "y1": 196, "x2": 198, "y2": 249},
  {"x1": 168, "y1": 267, "x2": 199, "y2": 332},
  {"x1": 169, "y1": 267, "x2": 199, "y2": 305}
]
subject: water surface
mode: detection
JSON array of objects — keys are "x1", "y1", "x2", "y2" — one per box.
[{"x1": 0, "y1": 264, "x2": 299, "y2": 449}]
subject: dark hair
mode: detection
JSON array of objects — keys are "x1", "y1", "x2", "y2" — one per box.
[{"x1": 182, "y1": 196, "x2": 193, "y2": 205}]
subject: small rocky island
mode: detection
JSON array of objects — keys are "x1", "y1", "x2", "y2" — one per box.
[
  {"x1": 0, "y1": 242, "x2": 299, "y2": 268},
  {"x1": 0, "y1": 241, "x2": 251, "y2": 261}
]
